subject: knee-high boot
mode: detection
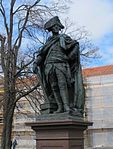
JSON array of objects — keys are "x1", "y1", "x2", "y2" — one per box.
[
  {"x1": 52, "y1": 88, "x2": 64, "y2": 113},
  {"x1": 59, "y1": 88, "x2": 70, "y2": 112}
]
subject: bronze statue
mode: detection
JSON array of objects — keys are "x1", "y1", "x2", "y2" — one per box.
[{"x1": 33, "y1": 16, "x2": 85, "y2": 116}]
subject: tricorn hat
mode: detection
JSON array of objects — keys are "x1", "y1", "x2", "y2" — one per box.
[{"x1": 44, "y1": 16, "x2": 64, "y2": 31}]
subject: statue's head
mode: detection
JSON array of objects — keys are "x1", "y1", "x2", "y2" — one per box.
[{"x1": 44, "y1": 16, "x2": 64, "y2": 33}]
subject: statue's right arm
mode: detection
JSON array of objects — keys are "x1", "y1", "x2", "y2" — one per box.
[
  {"x1": 33, "y1": 55, "x2": 42, "y2": 74},
  {"x1": 33, "y1": 39, "x2": 50, "y2": 74}
]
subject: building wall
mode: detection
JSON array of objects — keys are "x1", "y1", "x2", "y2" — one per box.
[
  {"x1": 13, "y1": 98, "x2": 37, "y2": 149},
  {"x1": 85, "y1": 74, "x2": 113, "y2": 149},
  {"x1": 0, "y1": 98, "x2": 37, "y2": 149}
]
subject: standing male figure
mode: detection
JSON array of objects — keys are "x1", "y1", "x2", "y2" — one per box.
[{"x1": 33, "y1": 16, "x2": 84, "y2": 115}]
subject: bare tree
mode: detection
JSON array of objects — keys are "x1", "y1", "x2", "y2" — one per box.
[{"x1": 0, "y1": 0, "x2": 69, "y2": 148}]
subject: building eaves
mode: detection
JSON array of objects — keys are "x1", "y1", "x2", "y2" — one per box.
[{"x1": 83, "y1": 65, "x2": 113, "y2": 77}]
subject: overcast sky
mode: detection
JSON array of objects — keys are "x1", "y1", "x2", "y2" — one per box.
[{"x1": 67, "y1": 0, "x2": 113, "y2": 67}]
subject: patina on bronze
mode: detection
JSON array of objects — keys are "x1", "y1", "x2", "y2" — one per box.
[{"x1": 33, "y1": 16, "x2": 85, "y2": 117}]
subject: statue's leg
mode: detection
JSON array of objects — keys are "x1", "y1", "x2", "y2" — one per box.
[
  {"x1": 56, "y1": 69, "x2": 70, "y2": 112},
  {"x1": 49, "y1": 73, "x2": 64, "y2": 113}
]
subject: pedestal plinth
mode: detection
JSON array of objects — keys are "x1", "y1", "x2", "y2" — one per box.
[{"x1": 27, "y1": 114, "x2": 92, "y2": 149}]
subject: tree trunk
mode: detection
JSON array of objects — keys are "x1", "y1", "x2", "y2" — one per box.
[
  {"x1": 1, "y1": 105, "x2": 15, "y2": 149},
  {"x1": 1, "y1": 77, "x2": 16, "y2": 149}
]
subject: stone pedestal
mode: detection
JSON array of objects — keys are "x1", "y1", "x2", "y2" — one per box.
[{"x1": 27, "y1": 114, "x2": 92, "y2": 149}]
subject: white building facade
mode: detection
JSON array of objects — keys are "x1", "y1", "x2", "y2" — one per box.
[{"x1": 84, "y1": 65, "x2": 113, "y2": 149}]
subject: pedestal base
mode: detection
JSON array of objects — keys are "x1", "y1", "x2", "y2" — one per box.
[{"x1": 28, "y1": 116, "x2": 92, "y2": 149}]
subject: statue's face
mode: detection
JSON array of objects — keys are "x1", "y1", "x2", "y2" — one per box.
[{"x1": 51, "y1": 24, "x2": 61, "y2": 34}]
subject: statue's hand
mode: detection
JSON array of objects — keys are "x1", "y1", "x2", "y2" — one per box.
[
  {"x1": 35, "y1": 55, "x2": 42, "y2": 65},
  {"x1": 33, "y1": 62, "x2": 38, "y2": 74}
]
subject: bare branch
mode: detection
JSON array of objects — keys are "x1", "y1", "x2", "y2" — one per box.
[
  {"x1": 15, "y1": 52, "x2": 37, "y2": 78},
  {"x1": 0, "y1": 34, "x2": 6, "y2": 72},
  {"x1": 15, "y1": 82, "x2": 40, "y2": 103},
  {"x1": 13, "y1": 1, "x2": 41, "y2": 52},
  {"x1": 24, "y1": 27, "x2": 44, "y2": 45},
  {"x1": 25, "y1": 96, "x2": 40, "y2": 114},
  {"x1": 13, "y1": 4, "x2": 28, "y2": 14},
  {"x1": 0, "y1": 0, "x2": 9, "y2": 35},
  {"x1": 13, "y1": 10, "x2": 30, "y2": 49},
  {"x1": 9, "y1": 0, "x2": 16, "y2": 43}
]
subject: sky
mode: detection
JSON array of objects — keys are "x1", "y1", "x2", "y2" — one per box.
[
  {"x1": 0, "y1": 0, "x2": 113, "y2": 68},
  {"x1": 67, "y1": 0, "x2": 113, "y2": 67}
]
